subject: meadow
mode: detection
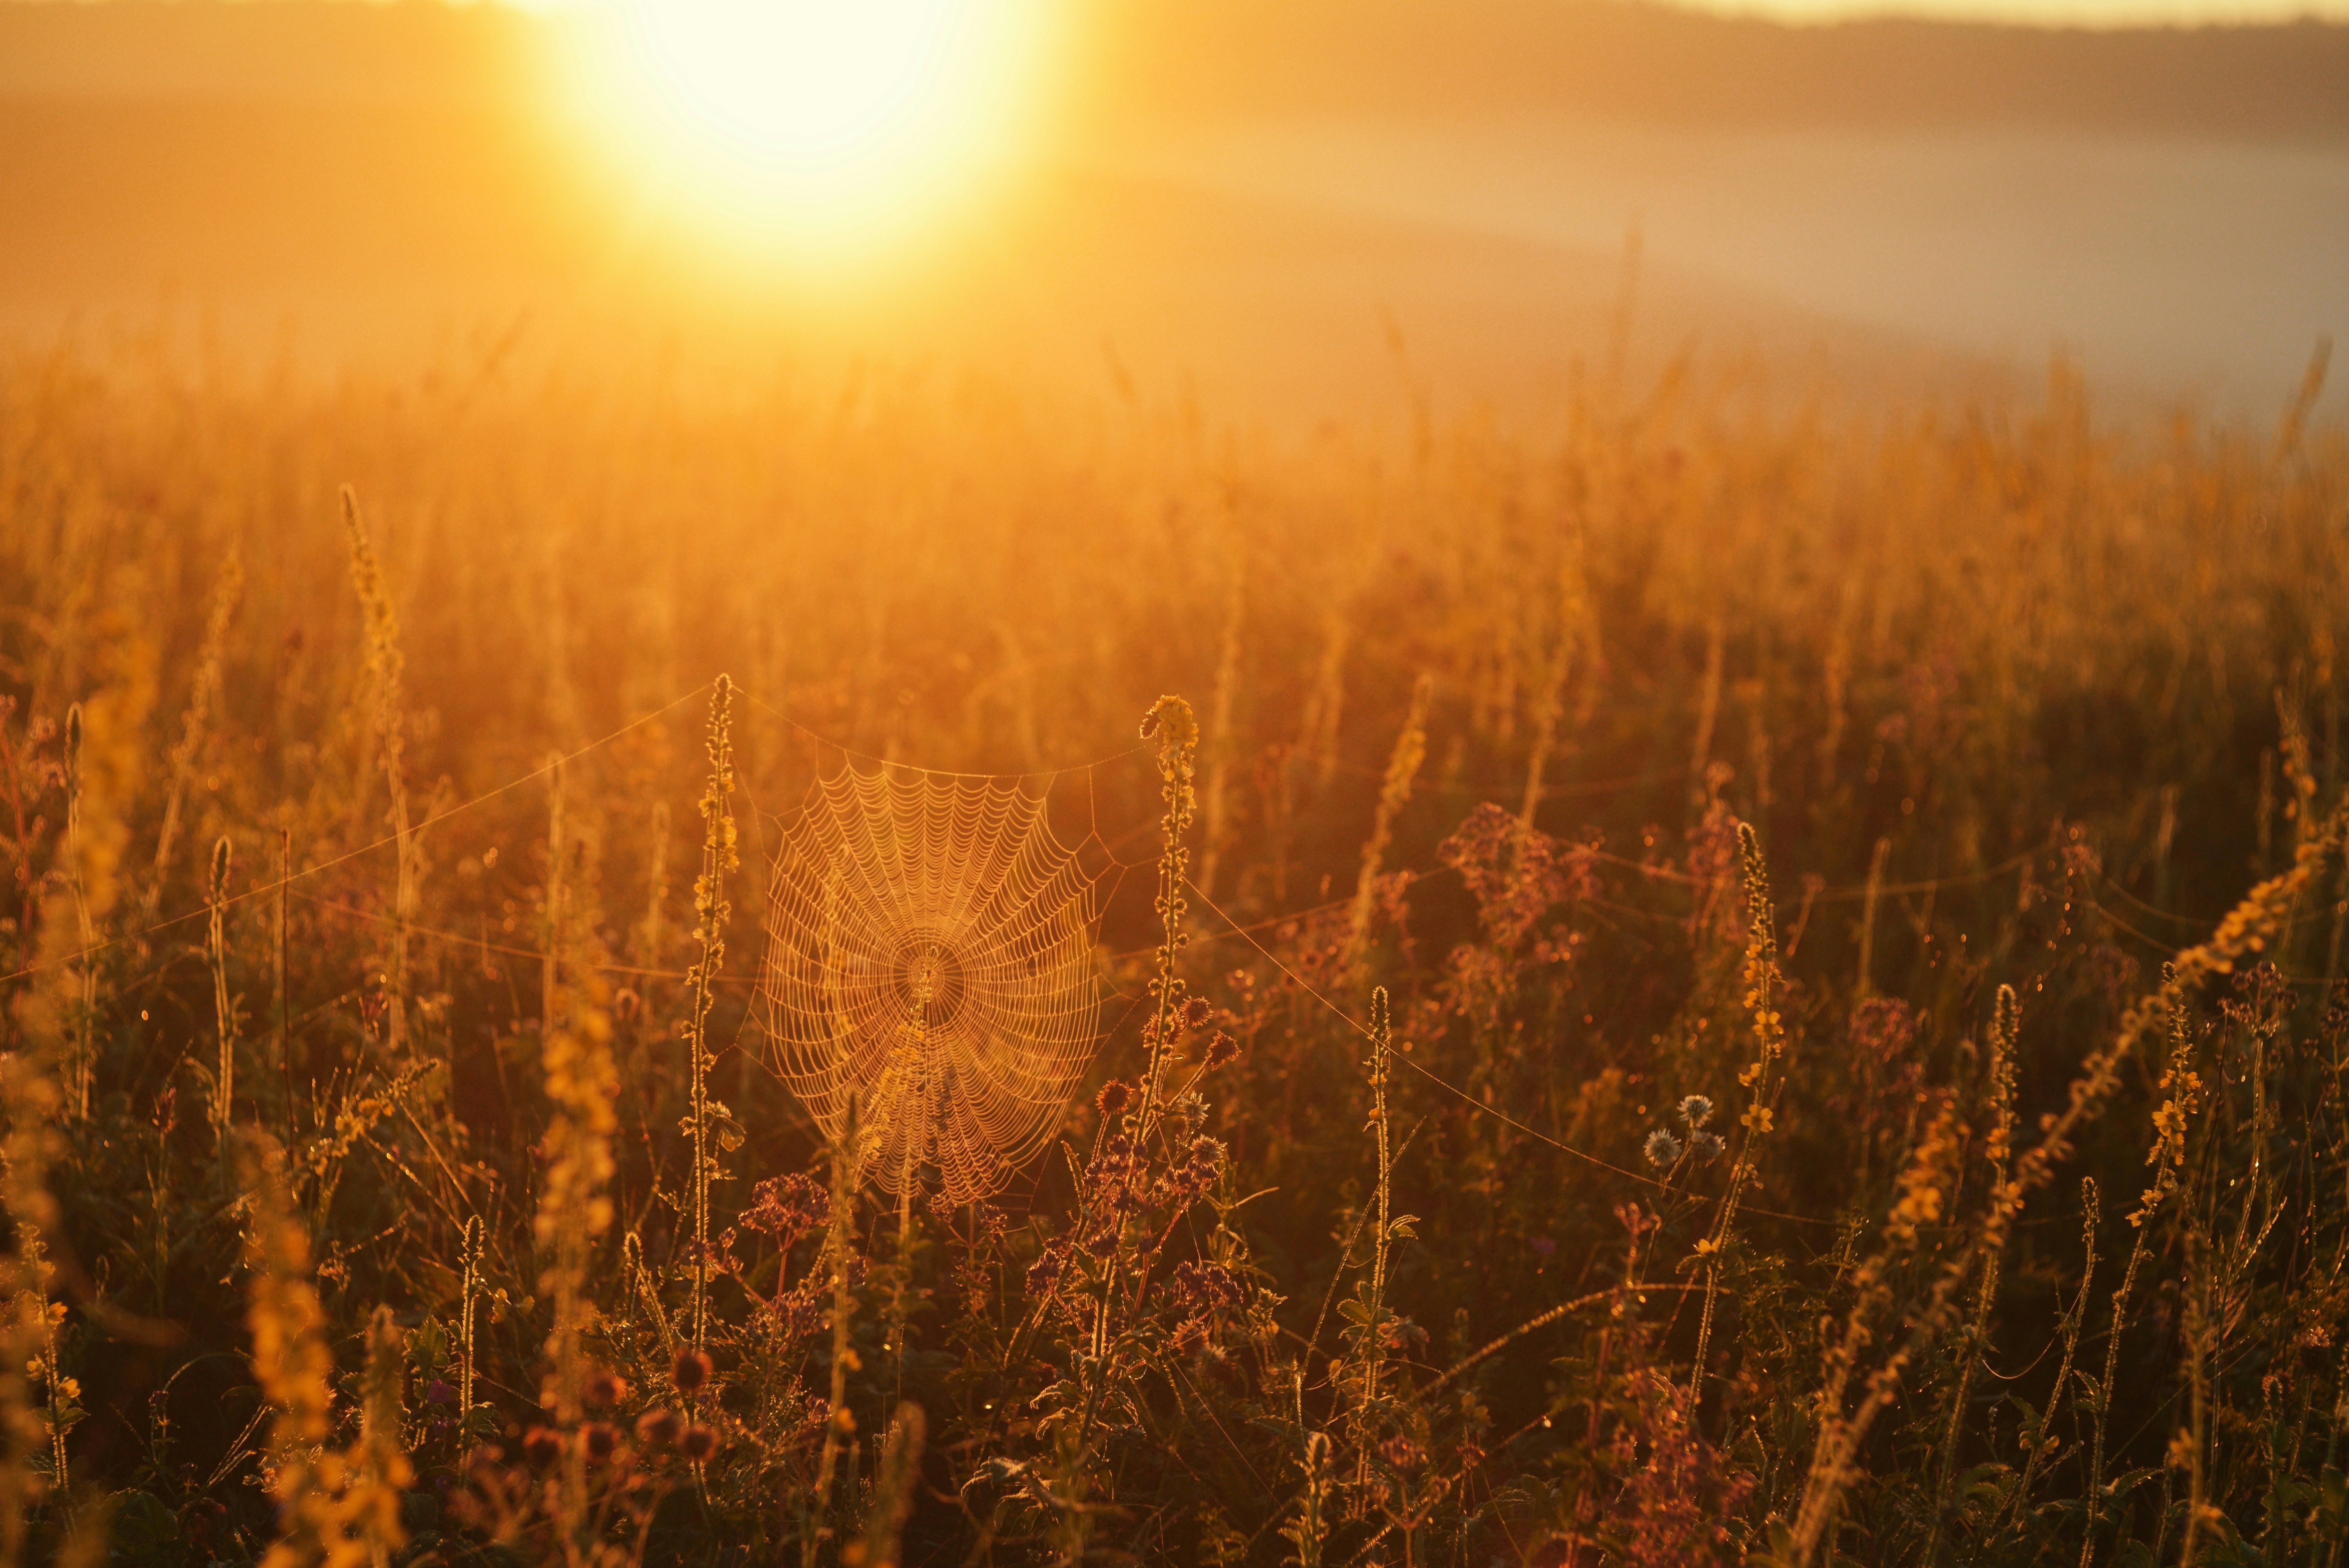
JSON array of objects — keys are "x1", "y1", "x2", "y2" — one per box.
[{"x1": 0, "y1": 330, "x2": 2345, "y2": 1567}]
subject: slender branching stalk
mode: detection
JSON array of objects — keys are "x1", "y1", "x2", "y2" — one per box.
[
  {"x1": 806, "y1": 1103, "x2": 861, "y2": 1568},
  {"x1": 207, "y1": 835, "x2": 235, "y2": 1139},
  {"x1": 685, "y1": 674, "x2": 738, "y2": 1352},
  {"x1": 148, "y1": 546, "x2": 242, "y2": 916},
  {"x1": 2003, "y1": 1180, "x2": 2098, "y2": 1531},
  {"x1": 1691, "y1": 821, "x2": 1784, "y2": 1398},
  {"x1": 1136, "y1": 695, "x2": 1198, "y2": 1138},
  {"x1": 1343, "y1": 674, "x2": 1432, "y2": 982},
  {"x1": 341, "y1": 487, "x2": 415, "y2": 1055},
  {"x1": 1351, "y1": 986, "x2": 1397, "y2": 1502},
  {"x1": 458, "y1": 1215, "x2": 484, "y2": 1418},
  {"x1": 1928, "y1": 984, "x2": 2021, "y2": 1561}
]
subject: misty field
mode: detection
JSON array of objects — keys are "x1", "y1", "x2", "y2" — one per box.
[{"x1": 1, "y1": 336, "x2": 2346, "y2": 1568}]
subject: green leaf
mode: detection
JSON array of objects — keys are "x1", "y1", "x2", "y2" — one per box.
[{"x1": 106, "y1": 1490, "x2": 184, "y2": 1568}]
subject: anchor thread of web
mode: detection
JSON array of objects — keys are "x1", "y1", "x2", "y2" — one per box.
[{"x1": 759, "y1": 764, "x2": 1104, "y2": 1206}]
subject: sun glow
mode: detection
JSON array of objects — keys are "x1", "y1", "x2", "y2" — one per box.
[{"x1": 571, "y1": 0, "x2": 1049, "y2": 260}]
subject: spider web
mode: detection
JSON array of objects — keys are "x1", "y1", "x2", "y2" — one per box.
[{"x1": 759, "y1": 763, "x2": 1109, "y2": 1206}]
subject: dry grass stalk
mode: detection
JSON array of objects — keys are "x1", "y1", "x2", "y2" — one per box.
[
  {"x1": 530, "y1": 797, "x2": 618, "y2": 1553},
  {"x1": 854, "y1": 1402, "x2": 927, "y2": 1568},
  {"x1": 0, "y1": 1026, "x2": 66, "y2": 1563},
  {"x1": 1135, "y1": 694, "x2": 1198, "y2": 1135},
  {"x1": 1690, "y1": 821, "x2": 1785, "y2": 1397},
  {"x1": 340, "y1": 487, "x2": 417, "y2": 1056},
  {"x1": 805, "y1": 1106, "x2": 861, "y2": 1568},
  {"x1": 1342, "y1": 673, "x2": 1433, "y2": 981},
  {"x1": 1519, "y1": 537, "x2": 1588, "y2": 829},
  {"x1": 1928, "y1": 984, "x2": 2021, "y2": 1562},
  {"x1": 1350, "y1": 985, "x2": 1398, "y2": 1501},
  {"x1": 1196, "y1": 566, "x2": 1244, "y2": 902},
  {"x1": 238, "y1": 1129, "x2": 412, "y2": 1568},
  {"x1": 207, "y1": 834, "x2": 235, "y2": 1138},
  {"x1": 147, "y1": 546, "x2": 243, "y2": 912},
  {"x1": 685, "y1": 675, "x2": 738, "y2": 1352},
  {"x1": 1789, "y1": 793, "x2": 2349, "y2": 1566}
]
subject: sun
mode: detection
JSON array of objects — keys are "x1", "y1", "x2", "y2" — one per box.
[{"x1": 570, "y1": 0, "x2": 1049, "y2": 260}]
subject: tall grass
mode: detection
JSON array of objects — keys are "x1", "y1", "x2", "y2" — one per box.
[{"x1": 0, "y1": 336, "x2": 2344, "y2": 1564}]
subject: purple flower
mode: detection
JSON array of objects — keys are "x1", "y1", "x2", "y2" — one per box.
[{"x1": 425, "y1": 1379, "x2": 458, "y2": 1406}]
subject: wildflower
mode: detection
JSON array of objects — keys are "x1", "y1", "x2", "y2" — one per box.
[
  {"x1": 1096, "y1": 1080, "x2": 1131, "y2": 1117},
  {"x1": 1025, "y1": 1248, "x2": 1065, "y2": 1292},
  {"x1": 583, "y1": 1368, "x2": 627, "y2": 1407},
  {"x1": 1182, "y1": 996, "x2": 1214, "y2": 1028},
  {"x1": 679, "y1": 1423, "x2": 718, "y2": 1463},
  {"x1": 1678, "y1": 1094, "x2": 1714, "y2": 1129},
  {"x1": 1888, "y1": 1094, "x2": 1964, "y2": 1244},
  {"x1": 1172, "y1": 1260, "x2": 1246, "y2": 1316},
  {"x1": 741, "y1": 1172, "x2": 829, "y2": 1241},
  {"x1": 1644, "y1": 1129, "x2": 1684, "y2": 1168},
  {"x1": 1687, "y1": 1130, "x2": 1725, "y2": 1163},
  {"x1": 424, "y1": 1379, "x2": 457, "y2": 1406},
  {"x1": 1201, "y1": 1030, "x2": 1240, "y2": 1069},
  {"x1": 1381, "y1": 1434, "x2": 1423, "y2": 1472},
  {"x1": 635, "y1": 1408, "x2": 682, "y2": 1447},
  {"x1": 672, "y1": 1348, "x2": 713, "y2": 1396}
]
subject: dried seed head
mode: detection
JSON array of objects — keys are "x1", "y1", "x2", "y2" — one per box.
[
  {"x1": 1678, "y1": 1094, "x2": 1714, "y2": 1130},
  {"x1": 1643, "y1": 1129, "x2": 1684, "y2": 1168},
  {"x1": 521, "y1": 1426, "x2": 563, "y2": 1467},
  {"x1": 1095, "y1": 1080, "x2": 1131, "y2": 1118},
  {"x1": 636, "y1": 1408, "x2": 683, "y2": 1447},
  {"x1": 679, "y1": 1423, "x2": 718, "y2": 1463},
  {"x1": 583, "y1": 1422, "x2": 619, "y2": 1462},
  {"x1": 584, "y1": 1368, "x2": 627, "y2": 1407},
  {"x1": 1201, "y1": 1030, "x2": 1239, "y2": 1069},
  {"x1": 672, "y1": 1348, "x2": 713, "y2": 1396}
]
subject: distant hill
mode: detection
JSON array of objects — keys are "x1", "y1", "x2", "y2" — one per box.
[
  {"x1": 0, "y1": 0, "x2": 2344, "y2": 143},
  {"x1": 1072, "y1": 1, "x2": 2349, "y2": 143}
]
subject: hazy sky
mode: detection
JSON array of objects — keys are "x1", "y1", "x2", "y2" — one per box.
[
  {"x1": 494, "y1": 0, "x2": 2349, "y2": 27},
  {"x1": 1702, "y1": 0, "x2": 2346, "y2": 22}
]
